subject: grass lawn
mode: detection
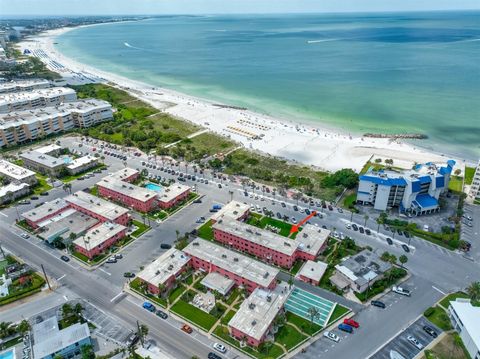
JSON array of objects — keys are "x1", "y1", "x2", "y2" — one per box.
[
  {"x1": 170, "y1": 299, "x2": 218, "y2": 331},
  {"x1": 213, "y1": 325, "x2": 285, "y2": 359},
  {"x1": 58, "y1": 314, "x2": 82, "y2": 329},
  {"x1": 0, "y1": 336, "x2": 23, "y2": 350},
  {"x1": 220, "y1": 310, "x2": 237, "y2": 325},
  {"x1": 327, "y1": 304, "x2": 351, "y2": 326},
  {"x1": 168, "y1": 285, "x2": 186, "y2": 304},
  {"x1": 342, "y1": 191, "x2": 358, "y2": 212},
  {"x1": 286, "y1": 312, "x2": 322, "y2": 336},
  {"x1": 197, "y1": 220, "x2": 214, "y2": 241},
  {"x1": 129, "y1": 278, "x2": 167, "y2": 308},
  {"x1": 16, "y1": 219, "x2": 35, "y2": 233},
  {"x1": 171, "y1": 132, "x2": 236, "y2": 160},
  {"x1": 0, "y1": 272, "x2": 46, "y2": 306},
  {"x1": 423, "y1": 332, "x2": 470, "y2": 359},
  {"x1": 225, "y1": 287, "x2": 241, "y2": 305},
  {"x1": 33, "y1": 174, "x2": 53, "y2": 195},
  {"x1": 72, "y1": 250, "x2": 108, "y2": 265},
  {"x1": 439, "y1": 292, "x2": 472, "y2": 309},
  {"x1": 131, "y1": 220, "x2": 150, "y2": 238},
  {"x1": 464, "y1": 166, "x2": 476, "y2": 185},
  {"x1": 276, "y1": 324, "x2": 306, "y2": 350},
  {"x1": 424, "y1": 306, "x2": 452, "y2": 331},
  {"x1": 448, "y1": 176, "x2": 463, "y2": 192}
]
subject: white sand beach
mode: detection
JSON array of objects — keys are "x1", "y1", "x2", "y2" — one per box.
[{"x1": 17, "y1": 27, "x2": 462, "y2": 173}]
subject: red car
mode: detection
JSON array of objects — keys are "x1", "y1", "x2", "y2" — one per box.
[{"x1": 343, "y1": 318, "x2": 360, "y2": 328}]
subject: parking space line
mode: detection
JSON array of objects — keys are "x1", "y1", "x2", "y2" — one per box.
[
  {"x1": 431, "y1": 286, "x2": 446, "y2": 295},
  {"x1": 98, "y1": 267, "x2": 111, "y2": 276},
  {"x1": 110, "y1": 292, "x2": 125, "y2": 302},
  {"x1": 0, "y1": 212, "x2": 8, "y2": 218}
]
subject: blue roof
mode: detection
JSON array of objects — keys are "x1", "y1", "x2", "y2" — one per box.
[
  {"x1": 413, "y1": 194, "x2": 438, "y2": 208},
  {"x1": 418, "y1": 176, "x2": 432, "y2": 184},
  {"x1": 439, "y1": 166, "x2": 452, "y2": 175},
  {"x1": 447, "y1": 160, "x2": 456, "y2": 167},
  {"x1": 436, "y1": 176, "x2": 445, "y2": 188},
  {"x1": 412, "y1": 180, "x2": 421, "y2": 193},
  {"x1": 359, "y1": 175, "x2": 407, "y2": 187}
]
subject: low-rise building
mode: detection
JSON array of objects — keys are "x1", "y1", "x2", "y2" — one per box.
[
  {"x1": 65, "y1": 191, "x2": 130, "y2": 226},
  {"x1": 331, "y1": 249, "x2": 391, "y2": 293},
  {"x1": 183, "y1": 238, "x2": 279, "y2": 292},
  {"x1": 136, "y1": 248, "x2": 191, "y2": 294},
  {"x1": 32, "y1": 316, "x2": 91, "y2": 359},
  {"x1": 20, "y1": 150, "x2": 65, "y2": 177},
  {"x1": 156, "y1": 183, "x2": 191, "y2": 209},
  {"x1": 200, "y1": 272, "x2": 235, "y2": 296},
  {"x1": 73, "y1": 222, "x2": 127, "y2": 259},
  {"x1": 37, "y1": 209, "x2": 99, "y2": 243},
  {"x1": 0, "y1": 182, "x2": 30, "y2": 205},
  {"x1": 35, "y1": 143, "x2": 62, "y2": 156},
  {"x1": 210, "y1": 200, "x2": 250, "y2": 223},
  {"x1": 22, "y1": 198, "x2": 70, "y2": 228},
  {"x1": 297, "y1": 260, "x2": 328, "y2": 286},
  {"x1": 0, "y1": 159, "x2": 37, "y2": 185},
  {"x1": 66, "y1": 155, "x2": 98, "y2": 175},
  {"x1": 228, "y1": 281, "x2": 291, "y2": 347},
  {"x1": 0, "y1": 87, "x2": 77, "y2": 113},
  {"x1": 0, "y1": 99, "x2": 112, "y2": 148},
  {"x1": 468, "y1": 160, "x2": 480, "y2": 203},
  {"x1": 0, "y1": 79, "x2": 50, "y2": 94},
  {"x1": 357, "y1": 160, "x2": 455, "y2": 216},
  {"x1": 212, "y1": 218, "x2": 329, "y2": 268},
  {"x1": 448, "y1": 298, "x2": 480, "y2": 359}
]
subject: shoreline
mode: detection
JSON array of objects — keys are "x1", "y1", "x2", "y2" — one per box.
[{"x1": 17, "y1": 25, "x2": 470, "y2": 173}]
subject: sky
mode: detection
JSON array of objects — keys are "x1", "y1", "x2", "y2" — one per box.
[{"x1": 1, "y1": 0, "x2": 480, "y2": 16}]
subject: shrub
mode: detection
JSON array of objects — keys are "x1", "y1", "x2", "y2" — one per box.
[{"x1": 424, "y1": 307, "x2": 435, "y2": 317}]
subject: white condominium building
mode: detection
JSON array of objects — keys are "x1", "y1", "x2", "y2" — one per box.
[
  {"x1": 0, "y1": 87, "x2": 77, "y2": 113},
  {"x1": 0, "y1": 99, "x2": 113, "y2": 148},
  {"x1": 468, "y1": 161, "x2": 480, "y2": 203},
  {"x1": 0, "y1": 79, "x2": 50, "y2": 94}
]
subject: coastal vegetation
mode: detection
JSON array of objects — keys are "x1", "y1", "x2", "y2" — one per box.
[{"x1": 4, "y1": 45, "x2": 61, "y2": 80}]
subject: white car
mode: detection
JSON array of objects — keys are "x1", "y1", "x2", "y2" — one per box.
[
  {"x1": 323, "y1": 331, "x2": 340, "y2": 342},
  {"x1": 407, "y1": 335, "x2": 423, "y2": 350},
  {"x1": 346, "y1": 223, "x2": 351, "y2": 229},
  {"x1": 392, "y1": 286, "x2": 411, "y2": 296},
  {"x1": 213, "y1": 342, "x2": 227, "y2": 353}
]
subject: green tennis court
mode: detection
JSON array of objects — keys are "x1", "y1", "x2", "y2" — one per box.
[{"x1": 284, "y1": 287, "x2": 336, "y2": 327}]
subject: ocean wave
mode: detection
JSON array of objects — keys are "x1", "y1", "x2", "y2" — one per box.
[
  {"x1": 306, "y1": 38, "x2": 339, "y2": 44},
  {"x1": 124, "y1": 42, "x2": 144, "y2": 50}
]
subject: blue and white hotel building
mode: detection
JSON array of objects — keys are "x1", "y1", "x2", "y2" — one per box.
[{"x1": 357, "y1": 160, "x2": 455, "y2": 216}]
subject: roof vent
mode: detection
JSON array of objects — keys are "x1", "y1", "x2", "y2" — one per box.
[
  {"x1": 266, "y1": 295, "x2": 272, "y2": 302},
  {"x1": 249, "y1": 303, "x2": 256, "y2": 310}
]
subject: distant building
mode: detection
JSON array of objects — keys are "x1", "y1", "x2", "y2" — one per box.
[
  {"x1": 297, "y1": 260, "x2": 328, "y2": 286},
  {"x1": 20, "y1": 150, "x2": 65, "y2": 177},
  {"x1": 65, "y1": 191, "x2": 130, "y2": 226},
  {"x1": 0, "y1": 159, "x2": 37, "y2": 185},
  {"x1": 0, "y1": 79, "x2": 50, "y2": 94},
  {"x1": 183, "y1": 238, "x2": 279, "y2": 292},
  {"x1": 468, "y1": 161, "x2": 480, "y2": 203},
  {"x1": 0, "y1": 99, "x2": 112, "y2": 148},
  {"x1": 448, "y1": 299, "x2": 480, "y2": 359},
  {"x1": 210, "y1": 200, "x2": 250, "y2": 223},
  {"x1": 0, "y1": 87, "x2": 77, "y2": 113},
  {"x1": 228, "y1": 282, "x2": 291, "y2": 347},
  {"x1": 331, "y1": 249, "x2": 391, "y2": 293},
  {"x1": 73, "y1": 222, "x2": 127, "y2": 259},
  {"x1": 22, "y1": 198, "x2": 70, "y2": 228},
  {"x1": 357, "y1": 160, "x2": 455, "y2": 216},
  {"x1": 136, "y1": 248, "x2": 191, "y2": 294},
  {"x1": 0, "y1": 182, "x2": 30, "y2": 205},
  {"x1": 66, "y1": 155, "x2": 98, "y2": 175},
  {"x1": 32, "y1": 316, "x2": 91, "y2": 359}
]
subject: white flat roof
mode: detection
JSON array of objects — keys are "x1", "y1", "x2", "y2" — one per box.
[
  {"x1": 200, "y1": 272, "x2": 235, "y2": 296},
  {"x1": 67, "y1": 155, "x2": 97, "y2": 170},
  {"x1": 97, "y1": 177, "x2": 157, "y2": 203},
  {"x1": 157, "y1": 183, "x2": 190, "y2": 204},
  {"x1": 449, "y1": 299, "x2": 480, "y2": 349},
  {"x1": 73, "y1": 222, "x2": 126, "y2": 251},
  {"x1": 0, "y1": 87, "x2": 75, "y2": 105},
  {"x1": 109, "y1": 167, "x2": 139, "y2": 181},
  {"x1": 20, "y1": 150, "x2": 64, "y2": 169},
  {"x1": 39, "y1": 210, "x2": 99, "y2": 241},
  {"x1": 137, "y1": 248, "x2": 190, "y2": 287},
  {"x1": 22, "y1": 198, "x2": 69, "y2": 223},
  {"x1": 0, "y1": 159, "x2": 36, "y2": 180},
  {"x1": 35, "y1": 143, "x2": 62, "y2": 154},
  {"x1": 297, "y1": 260, "x2": 328, "y2": 282},
  {"x1": 33, "y1": 322, "x2": 90, "y2": 359},
  {"x1": 0, "y1": 79, "x2": 49, "y2": 93},
  {"x1": 296, "y1": 224, "x2": 330, "y2": 257},
  {"x1": 184, "y1": 238, "x2": 279, "y2": 288},
  {"x1": 210, "y1": 201, "x2": 250, "y2": 222},
  {"x1": 228, "y1": 281, "x2": 291, "y2": 341},
  {"x1": 65, "y1": 191, "x2": 129, "y2": 221},
  {"x1": 212, "y1": 218, "x2": 297, "y2": 256},
  {"x1": 0, "y1": 182, "x2": 29, "y2": 197}
]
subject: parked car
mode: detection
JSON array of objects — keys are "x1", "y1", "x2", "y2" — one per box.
[
  {"x1": 30, "y1": 196, "x2": 39, "y2": 200},
  {"x1": 343, "y1": 318, "x2": 360, "y2": 328},
  {"x1": 293, "y1": 205, "x2": 298, "y2": 211},
  {"x1": 371, "y1": 300, "x2": 386, "y2": 309},
  {"x1": 338, "y1": 323, "x2": 353, "y2": 333},
  {"x1": 106, "y1": 257, "x2": 117, "y2": 264},
  {"x1": 20, "y1": 233, "x2": 30, "y2": 239},
  {"x1": 346, "y1": 223, "x2": 351, "y2": 229},
  {"x1": 160, "y1": 243, "x2": 172, "y2": 249},
  {"x1": 365, "y1": 229, "x2": 371, "y2": 235},
  {"x1": 40, "y1": 192, "x2": 49, "y2": 196},
  {"x1": 208, "y1": 353, "x2": 222, "y2": 359},
  {"x1": 181, "y1": 324, "x2": 193, "y2": 334},
  {"x1": 392, "y1": 286, "x2": 411, "y2": 296},
  {"x1": 142, "y1": 302, "x2": 155, "y2": 312},
  {"x1": 352, "y1": 224, "x2": 358, "y2": 231},
  {"x1": 323, "y1": 331, "x2": 340, "y2": 342},
  {"x1": 114, "y1": 254, "x2": 123, "y2": 259},
  {"x1": 123, "y1": 272, "x2": 135, "y2": 278},
  {"x1": 18, "y1": 200, "x2": 31, "y2": 205},
  {"x1": 407, "y1": 335, "x2": 423, "y2": 350},
  {"x1": 213, "y1": 342, "x2": 227, "y2": 353},
  {"x1": 401, "y1": 244, "x2": 410, "y2": 253},
  {"x1": 156, "y1": 310, "x2": 168, "y2": 319},
  {"x1": 60, "y1": 255, "x2": 70, "y2": 262},
  {"x1": 386, "y1": 237, "x2": 393, "y2": 245},
  {"x1": 423, "y1": 325, "x2": 438, "y2": 338},
  {"x1": 126, "y1": 333, "x2": 139, "y2": 347}
]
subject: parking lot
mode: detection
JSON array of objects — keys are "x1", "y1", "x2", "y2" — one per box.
[
  {"x1": 461, "y1": 204, "x2": 479, "y2": 257},
  {"x1": 370, "y1": 316, "x2": 442, "y2": 359}
]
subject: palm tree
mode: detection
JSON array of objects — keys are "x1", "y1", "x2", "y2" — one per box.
[
  {"x1": 288, "y1": 275, "x2": 294, "y2": 289},
  {"x1": 17, "y1": 320, "x2": 30, "y2": 335},
  {"x1": 0, "y1": 321, "x2": 13, "y2": 338},
  {"x1": 363, "y1": 214, "x2": 369, "y2": 227},
  {"x1": 307, "y1": 307, "x2": 320, "y2": 330},
  {"x1": 62, "y1": 303, "x2": 73, "y2": 318},
  {"x1": 467, "y1": 282, "x2": 480, "y2": 302},
  {"x1": 139, "y1": 324, "x2": 149, "y2": 346},
  {"x1": 74, "y1": 303, "x2": 84, "y2": 317}
]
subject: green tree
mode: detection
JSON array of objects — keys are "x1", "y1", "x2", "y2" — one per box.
[
  {"x1": 81, "y1": 344, "x2": 94, "y2": 359},
  {"x1": 307, "y1": 306, "x2": 320, "y2": 329},
  {"x1": 17, "y1": 320, "x2": 30, "y2": 335},
  {"x1": 467, "y1": 282, "x2": 480, "y2": 302},
  {"x1": 62, "y1": 303, "x2": 73, "y2": 318},
  {"x1": 399, "y1": 255, "x2": 408, "y2": 268}
]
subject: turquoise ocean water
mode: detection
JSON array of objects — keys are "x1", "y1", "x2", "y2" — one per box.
[{"x1": 55, "y1": 12, "x2": 480, "y2": 159}]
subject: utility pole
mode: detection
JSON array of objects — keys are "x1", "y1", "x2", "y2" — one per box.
[
  {"x1": 0, "y1": 242, "x2": 5, "y2": 259},
  {"x1": 41, "y1": 264, "x2": 52, "y2": 291},
  {"x1": 136, "y1": 320, "x2": 144, "y2": 347}
]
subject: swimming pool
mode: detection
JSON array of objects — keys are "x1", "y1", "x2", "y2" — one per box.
[
  {"x1": 62, "y1": 156, "x2": 73, "y2": 164},
  {"x1": 0, "y1": 349, "x2": 15, "y2": 359},
  {"x1": 144, "y1": 182, "x2": 162, "y2": 192}
]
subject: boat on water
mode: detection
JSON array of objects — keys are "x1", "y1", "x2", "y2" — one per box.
[{"x1": 390, "y1": 350, "x2": 407, "y2": 359}]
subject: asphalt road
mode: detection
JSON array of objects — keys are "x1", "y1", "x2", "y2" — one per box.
[{"x1": 2, "y1": 135, "x2": 480, "y2": 359}]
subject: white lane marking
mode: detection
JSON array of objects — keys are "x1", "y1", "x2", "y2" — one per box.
[
  {"x1": 0, "y1": 212, "x2": 8, "y2": 218},
  {"x1": 63, "y1": 295, "x2": 68, "y2": 301},
  {"x1": 432, "y1": 286, "x2": 446, "y2": 295},
  {"x1": 57, "y1": 274, "x2": 66, "y2": 281},
  {"x1": 98, "y1": 267, "x2": 111, "y2": 276},
  {"x1": 110, "y1": 292, "x2": 124, "y2": 302}
]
